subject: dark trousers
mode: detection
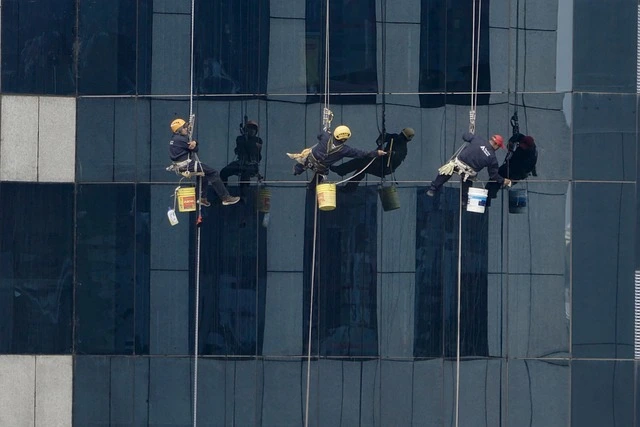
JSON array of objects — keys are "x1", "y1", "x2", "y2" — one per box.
[
  {"x1": 220, "y1": 161, "x2": 259, "y2": 186},
  {"x1": 188, "y1": 161, "x2": 229, "y2": 199},
  {"x1": 430, "y1": 173, "x2": 473, "y2": 202}
]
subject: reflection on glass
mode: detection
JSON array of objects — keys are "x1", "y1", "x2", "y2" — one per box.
[
  {"x1": 306, "y1": 0, "x2": 377, "y2": 102},
  {"x1": 198, "y1": 189, "x2": 267, "y2": 355},
  {"x1": 194, "y1": 0, "x2": 270, "y2": 95},
  {"x1": 0, "y1": 183, "x2": 73, "y2": 353},
  {"x1": 1, "y1": 0, "x2": 75, "y2": 94},
  {"x1": 419, "y1": 0, "x2": 490, "y2": 107},
  {"x1": 77, "y1": 0, "x2": 152, "y2": 94},
  {"x1": 415, "y1": 187, "x2": 488, "y2": 357},
  {"x1": 303, "y1": 187, "x2": 378, "y2": 356},
  {"x1": 76, "y1": 184, "x2": 149, "y2": 354}
]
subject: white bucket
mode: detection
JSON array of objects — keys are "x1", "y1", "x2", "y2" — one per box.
[{"x1": 466, "y1": 187, "x2": 488, "y2": 213}]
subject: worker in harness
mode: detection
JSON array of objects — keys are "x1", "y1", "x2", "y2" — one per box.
[
  {"x1": 287, "y1": 125, "x2": 387, "y2": 186},
  {"x1": 485, "y1": 133, "x2": 537, "y2": 206},
  {"x1": 220, "y1": 119, "x2": 264, "y2": 193},
  {"x1": 426, "y1": 132, "x2": 512, "y2": 202},
  {"x1": 168, "y1": 118, "x2": 240, "y2": 207},
  {"x1": 330, "y1": 127, "x2": 414, "y2": 192}
]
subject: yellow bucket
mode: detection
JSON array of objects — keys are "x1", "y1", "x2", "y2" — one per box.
[
  {"x1": 257, "y1": 187, "x2": 271, "y2": 213},
  {"x1": 316, "y1": 183, "x2": 336, "y2": 211},
  {"x1": 378, "y1": 185, "x2": 400, "y2": 211},
  {"x1": 177, "y1": 186, "x2": 197, "y2": 212}
]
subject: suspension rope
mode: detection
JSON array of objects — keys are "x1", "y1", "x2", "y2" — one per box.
[
  {"x1": 188, "y1": 0, "x2": 201, "y2": 425},
  {"x1": 456, "y1": 2, "x2": 483, "y2": 427},
  {"x1": 305, "y1": 2, "x2": 331, "y2": 425}
]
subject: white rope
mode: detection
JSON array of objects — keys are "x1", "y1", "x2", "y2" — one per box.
[
  {"x1": 457, "y1": 1, "x2": 482, "y2": 426},
  {"x1": 334, "y1": 157, "x2": 378, "y2": 186},
  {"x1": 188, "y1": 0, "x2": 200, "y2": 425},
  {"x1": 304, "y1": 175, "x2": 321, "y2": 427},
  {"x1": 305, "y1": 2, "x2": 331, "y2": 424}
]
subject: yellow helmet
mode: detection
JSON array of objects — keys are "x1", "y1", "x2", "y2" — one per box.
[
  {"x1": 333, "y1": 125, "x2": 351, "y2": 141},
  {"x1": 170, "y1": 118, "x2": 186, "y2": 133}
]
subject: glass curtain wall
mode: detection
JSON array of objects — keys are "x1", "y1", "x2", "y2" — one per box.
[{"x1": 0, "y1": 0, "x2": 637, "y2": 425}]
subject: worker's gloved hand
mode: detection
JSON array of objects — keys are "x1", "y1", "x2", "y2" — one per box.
[{"x1": 503, "y1": 178, "x2": 513, "y2": 188}]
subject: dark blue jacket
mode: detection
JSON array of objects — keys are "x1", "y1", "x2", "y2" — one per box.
[
  {"x1": 458, "y1": 132, "x2": 504, "y2": 184},
  {"x1": 311, "y1": 131, "x2": 378, "y2": 167},
  {"x1": 235, "y1": 135, "x2": 263, "y2": 164},
  {"x1": 169, "y1": 133, "x2": 198, "y2": 162}
]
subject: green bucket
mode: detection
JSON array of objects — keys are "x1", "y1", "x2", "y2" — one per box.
[{"x1": 378, "y1": 185, "x2": 400, "y2": 211}]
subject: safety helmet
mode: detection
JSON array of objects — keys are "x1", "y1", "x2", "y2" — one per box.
[
  {"x1": 401, "y1": 127, "x2": 415, "y2": 140},
  {"x1": 333, "y1": 125, "x2": 351, "y2": 141},
  {"x1": 171, "y1": 118, "x2": 187, "y2": 133},
  {"x1": 245, "y1": 120, "x2": 259, "y2": 131},
  {"x1": 491, "y1": 134, "x2": 504, "y2": 149}
]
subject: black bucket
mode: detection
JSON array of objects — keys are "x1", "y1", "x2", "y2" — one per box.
[{"x1": 508, "y1": 188, "x2": 527, "y2": 214}]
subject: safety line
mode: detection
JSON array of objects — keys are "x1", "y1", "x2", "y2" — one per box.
[
  {"x1": 305, "y1": 2, "x2": 331, "y2": 423},
  {"x1": 456, "y1": 1, "x2": 483, "y2": 426},
  {"x1": 188, "y1": 0, "x2": 200, "y2": 425},
  {"x1": 304, "y1": 175, "x2": 321, "y2": 427}
]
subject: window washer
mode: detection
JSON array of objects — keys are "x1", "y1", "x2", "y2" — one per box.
[
  {"x1": 168, "y1": 118, "x2": 240, "y2": 207},
  {"x1": 427, "y1": 132, "x2": 512, "y2": 202},
  {"x1": 330, "y1": 127, "x2": 414, "y2": 192},
  {"x1": 287, "y1": 125, "x2": 387, "y2": 187}
]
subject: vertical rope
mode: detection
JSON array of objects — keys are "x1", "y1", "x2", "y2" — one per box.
[
  {"x1": 455, "y1": 177, "x2": 463, "y2": 427},
  {"x1": 189, "y1": 0, "x2": 200, "y2": 426},
  {"x1": 305, "y1": 1, "x2": 331, "y2": 424},
  {"x1": 456, "y1": 1, "x2": 483, "y2": 425},
  {"x1": 305, "y1": 175, "x2": 321, "y2": 427}
]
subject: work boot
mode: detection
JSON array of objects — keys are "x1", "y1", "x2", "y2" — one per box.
[
  {"x1": 222, "y1": 195, "x2": 240, "y2": 206},
  {"x1": 199, "y1": 197, "x2": 211, "y2": 207},
  {"x1": 426, "y1": 189, "x2": 436, "y2": 197}
]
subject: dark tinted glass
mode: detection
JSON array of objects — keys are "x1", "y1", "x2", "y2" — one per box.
[
  {"x1": 194, "y1": 0, "x2": 270, "y2": 95},
  {"x1": 419, "y1": 0, "x2": 491, "y2": 107},
  {"x1": 573, "y1": 93, "x2": 636, "y2": 181},
  {"x1": 76, "y1": 184, "x2": 150, "y2": 354},
  {"x1": 0, "y1": 183, "x2": 73, "y2": 353},
  {"x1": 73, "y1": 356, "x2": 150, "y2": 425},
  {"x1": 572, "y1": 183, "x2": 635, "y2": 358},
  {"x1": 572, "y1": 360, "x2": 634, "y2": 426},
  {"x1": 415, "y1": 187, "x2": 488, "y2": 357},
  {"x1": 303, "y1": 187, "x2": 378, "y2": 356},
  {"x1": 306, "y1": 0, "x2": 377, "y2": 103},
  {"x1": 1, "y1": 0, "x2": 75, "y2": 94},
  {"x1": 77, "y1": 0, "x2": 152, "y2": 95},
  {"x1": 198, "y1": 190, "x2": 267, "y2": 355},
  {"x1": 573, "y1": 0, "x2": 636, "y2": 92},
  {"x1": 77, "y1": 98, "x2": 151, "y2": 182}
]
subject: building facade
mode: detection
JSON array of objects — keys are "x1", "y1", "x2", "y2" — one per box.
[{"x1": 0, "y1": 0, "x2": 637, "y2": 426}]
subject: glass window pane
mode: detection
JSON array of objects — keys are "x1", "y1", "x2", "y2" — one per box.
[
  {"x1": 198, "y1": 190, "x2": 267, "y2": 356},
  {"x1": 303, "y1": 187, "x2": 379, "y2": 357},
  {"x1": 0, "y1": 183, "x2": 73, "y2": 353},
  {"x1": 306, "y1": 0, "x2": 377, "y2": 103},
  {"x1": 76, "y1": 184, "x2": 148, "y2": 355},
  {"x1": 1, "y1": 0, "x2": 75, "y2": 94},
  {"x1": 194, "y1": 0, "x2": 270, "y2": 95},
  {"x1": 78, "y1": 1, "x2": 142, "y2": 94},
  {"x1": 415, "y1": 187, "x2": 489, "y2": 357},
  {"x1": 419, "y1": 0, "x2": 491, "y2": 107}
]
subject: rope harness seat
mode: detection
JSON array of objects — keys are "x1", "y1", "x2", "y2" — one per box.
[{"x1": 166, "y1": 157, "x2": 206, "y2": 178}]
